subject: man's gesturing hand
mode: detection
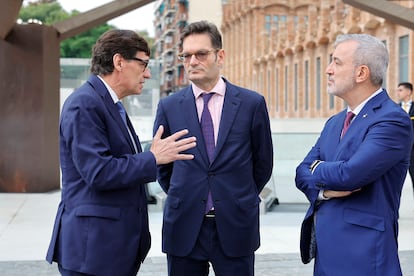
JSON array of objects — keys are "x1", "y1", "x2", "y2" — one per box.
[{"x1": 150, "y1": 125, "x2": 197, "y2": 165}]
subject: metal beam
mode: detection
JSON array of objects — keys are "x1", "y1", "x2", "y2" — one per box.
[
  {"x1": 343, "y1": 0, "x2": 414, "y2": 30},
  {"x1": 0, "y1": 0, "x2": 23, "y2": 39},
  {"x1": 53, "y1": 0, "x2": 155, "y2": 41}
]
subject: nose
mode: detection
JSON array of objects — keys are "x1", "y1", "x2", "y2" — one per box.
[
  {"x1": 325, "y1": 62, "x2": 333, "y2": 75},
  {"x1": 144, "y1": 68, "x2": 151, "y2": 78},
  {"x1": 189, "y1": 54, "x2": 199, "y2": 65}
]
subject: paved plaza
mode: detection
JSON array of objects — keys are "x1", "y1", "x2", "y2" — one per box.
[
  {"x1": 0, "y1": 179, "x2": 413, "y2": 275},
  {"x1": 1, "y1": 119, "x2": 413, "y2": 275}
]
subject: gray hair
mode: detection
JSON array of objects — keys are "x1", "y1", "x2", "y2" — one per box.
[{"x1": 334, "y1": 34, "x2": 389, "y2": 86}]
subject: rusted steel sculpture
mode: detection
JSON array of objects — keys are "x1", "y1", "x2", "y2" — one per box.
[{"x1": 0, "y1": 0, "x2": 153, "y2": 192}]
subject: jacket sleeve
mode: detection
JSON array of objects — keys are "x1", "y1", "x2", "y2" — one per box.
[{"x1": 251, "y1": 96, "x2": 274, "y2": 192}]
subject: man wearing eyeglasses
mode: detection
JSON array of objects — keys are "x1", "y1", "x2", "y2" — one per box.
[
  {"x1": 46, "y1": 29, "x2": 197, "y2": 276},
  {"x1": 154, "y1": 21, "x2": 273, "y2": 275}
]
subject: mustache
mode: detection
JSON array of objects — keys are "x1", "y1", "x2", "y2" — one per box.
[{"x1": 188, "y1": 67, "x2": 204, "y2": 72}]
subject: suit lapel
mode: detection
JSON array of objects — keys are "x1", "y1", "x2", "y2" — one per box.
[
  {"x1": 88, "y1": 75, "x2": 139, "y2": 153},
  {"x1": 409, "y1": 102, "x2": 414, "y2": 117},
  {"x1": 334, "y1": 90, "x2": 387, "y2": 159},
  {"x1": 180, "y1": 88, "x2": 210, "y2": 164},
  {"x1": 126, "y1": 116, "x2": 142, "y2": 153},
  {"x1": 214, "y1": 84, "x2": 241, "y2": 163}
]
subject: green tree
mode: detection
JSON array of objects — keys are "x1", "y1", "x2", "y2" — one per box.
[
  {"x1": 19, "y1": 0, "x2": 114, "y2": 58},
  {"x1": 60, "y1": 23, "x2": 113, "y2": 58},
  {"x1": 137, "y1": 30, "x2": 156, "y2": 58},
  {"x1": 19, "y1": 0, "x2": 69, "y2": 25},
  {"x1": 19, "y1": 0, "x2": 155, "y2": 58}
]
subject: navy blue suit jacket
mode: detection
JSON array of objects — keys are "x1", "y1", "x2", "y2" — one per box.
[
  {"x1": 296, "y1": 90, "x2": 412, "y2": 275},
  {"x1": 154, "y1": 78, "x2": 273, "y2": 257},
  {"x1": 46, "y1": 75, "x2": 156, "y2": 275}
]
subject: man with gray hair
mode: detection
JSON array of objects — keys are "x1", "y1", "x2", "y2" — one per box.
[{"x1": 296, "y1": 33, "x2": 411, "y2": 275}]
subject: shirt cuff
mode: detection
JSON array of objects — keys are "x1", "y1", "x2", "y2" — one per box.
[
  {"x1": 317, "y1": 190, "x2": 330, "y2": 200},
  {"x1": 309, "y1": 160, "x2": 324, "y2": 174}
]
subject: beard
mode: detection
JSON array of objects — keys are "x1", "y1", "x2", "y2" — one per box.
[{"x1": 327, "y1": 75, "x2": 356, "y2": 97}]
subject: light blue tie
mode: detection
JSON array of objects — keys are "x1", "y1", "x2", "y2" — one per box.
[
  {"x1": 116, "y1": 101, "x2": 138, "y2": 153},
  {"x1": 116, "y1": 101, "x2": 128, "y2": 128}
]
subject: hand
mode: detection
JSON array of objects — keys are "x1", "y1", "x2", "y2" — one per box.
[
  {"x1": 323, "y1": 188, "x2": 361, "y2": 199},
  {"x1": 150, "y1": 125, "x2": 197, "y2": 165}
]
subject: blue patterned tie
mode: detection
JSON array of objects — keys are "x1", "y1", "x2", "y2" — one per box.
[
  {"x1": 116, "y1": 101, "x2": 128, "y2": 128},
  {"x1": 116, "y1": 101, "x2": 138, "y2": 153},
  {"x1": 201, "y1": 93, "x2": 215, "y2": 213}
]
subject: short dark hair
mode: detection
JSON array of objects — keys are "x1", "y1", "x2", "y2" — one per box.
[
  {"x1": 398, "y1": 82, "x2": 413, "y2": 91},
  {"x1": 90, "y1": 29, "x2": 150, "y2": 75},
  {"x1": 179, "y1": 21, "x2": 222, "y2": 51}
]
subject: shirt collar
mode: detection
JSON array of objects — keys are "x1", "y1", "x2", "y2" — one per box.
[
  {"x1": 192, "y1": 77, "x2": 226, "y2": 98},
  {"x1": 97, "y1": 75, "x2": 119, "y2": 104},
  {"x1": 348, "y1": 88, "x2": 383, "y2": 115}
]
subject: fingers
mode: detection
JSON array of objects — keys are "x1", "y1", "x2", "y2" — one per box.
[
  {"x1": 153, "y1": 125, "x2": 164, "y2": 141},
  {"x1": 150, "y1": 127, "x2": 197, "y2": 165},
  {"x1": 175, "y1": 136, "x2": 197, "y2": 146},
  {"x1": 168, "y1": 128, "x2": 190, "y2": 141},
  {"x1": 175, "y1": 153, "x2": 195, "y2": 160},
  {"x1": 169, "y1": 130, "x2": 196, "y2": 155},
  {"x1": 155, "y1": 127, "x2": 196, "y2": 145},
  {"x1": 176, "y1": 139, "x2": 197, "y2": 154}
]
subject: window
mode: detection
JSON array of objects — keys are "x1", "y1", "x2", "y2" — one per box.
[
  {"x1": 258, "y1": 70, "x2": 263, "y2": 95},
  {"x1": 399, "y1": 36, "x2": 409, "y2": 83},
  {"x1": 316, "y1": 57, "x2": 321, "y2": 110},
  {"x1": 265, "y1": 15, "x2": 271, "y2": 33},
  {"x1": 267, "y1": 70, "x2": 271, "y2": 109},
  {"x1": 294, "y1": 63, "x2": 298, "y2": 111},
  {"x1": 328, "y1": 54, "x2": 334, "y2": 109},
  {"x1": 305, "y1": 60, "x2": 309, "y2": 111},
  {"x1": 382, "y1": 40, "x2": 388, "y2": 88},
  {"x1": 265, "y1": 15, "x2": 279, "y2": 32},
  {"x1": 275, "y1": 68, "x2": 279, "y2": 112},
  {"x1": 285, "y1": 65, "x2": 288, "y2": 112}
]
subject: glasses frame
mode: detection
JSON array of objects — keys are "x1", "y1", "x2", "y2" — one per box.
[
  {"x1": 129, "y1": 57, "x2": 149, "y2": 72},
  {"x1": 177, "y1": 49, "x2": 220, "y2": 63}
]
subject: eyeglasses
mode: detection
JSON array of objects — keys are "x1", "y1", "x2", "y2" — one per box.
[
  {"x1": 129, "y1": 57, "x2": 149, "y2": 72},
  {"x1": 177, "y1": 49, "x2": 219, "y2": 63}
]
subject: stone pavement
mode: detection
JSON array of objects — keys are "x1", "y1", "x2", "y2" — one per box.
[
  {"x1": 1, "y1": 251, "x2": 414, "y2": 276},
  {"x1": 0, "y1": 178, "x2": 413, "y2": 275}
]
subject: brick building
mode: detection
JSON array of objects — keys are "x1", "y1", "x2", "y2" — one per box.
[{"x1": 221, "y1": 0, "x2": 414, "y2": 118}]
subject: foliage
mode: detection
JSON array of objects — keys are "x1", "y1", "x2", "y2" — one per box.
[
  {"x1": 19, "y1": 1, "x2": 69, "y2": 25},
  {"x1": 19, "y1": 0, "x2": 154, "y2": 58},
  {"x1": 60, "y1": 24, "x2": 113, "y2": 58},
  {"x1": 137, "y1": 30, "x2": 156, "y2": 58}
]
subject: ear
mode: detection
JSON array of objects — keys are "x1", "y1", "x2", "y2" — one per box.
[
  {"x1": 355, "y1": 65, "x2": 370, "y2": 83},
  {"x1": 217, "y1": 49, "x2": 225, "y2": 68},
  {"x1": 113, "y1": 53, "x2": 123, "y2": 72}
]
